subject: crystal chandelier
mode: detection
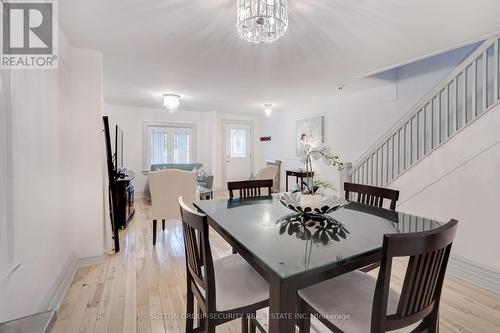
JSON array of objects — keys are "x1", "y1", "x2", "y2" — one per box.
[
  {"x1": 237, "y1": 0, "x2": 288, "y2": 43},
  {"x1": 163, "y1": 94, "x2": 180, "y2": 113}
]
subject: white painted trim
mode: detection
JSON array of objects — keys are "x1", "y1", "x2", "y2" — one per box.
[
  {"x1": 0, "y1": 261, "x2": 21, "y2": 285},
  {"x1": 0, "y1": 62, "x2": 14, "y2": 277},
  {"x1": 447, "y1": 255, "x2": 500, "y2": 295},
  {"x1": 338, "y1": 162, "x2": 353, "y2": 194},
  {"x1": 134, "y1": 190, "x2": 150, "y2": 199},
  {"x1": 77, "y1": 254, "x2": 106, "y2": 268},
  {"x1": 38, "y1": 253, "x2": 107, "y2": 313},
  {"x1": 38, "y1": 252, "x2": 78, "y2": 312}
]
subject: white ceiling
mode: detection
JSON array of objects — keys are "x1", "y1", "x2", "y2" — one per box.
[{"x1": 60, "y1": 0, "x2": 500, "y2": 114}]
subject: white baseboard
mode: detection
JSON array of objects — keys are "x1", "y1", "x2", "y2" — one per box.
[
  {"x1": 38, "y1": 251, "x2": 77, "y2": 312},
  {"x1": 77, "y1": 254, "x2": 106, "y2": 267},
  {"x1": 39, "y1": 253, "x2": 107, "y2": 313},
  {"x1": 447, "y1": 255, "x2": 500, "y2": 295},
  {"x1": 134, "y1": 190, "x2": 149, "y2": 198}
]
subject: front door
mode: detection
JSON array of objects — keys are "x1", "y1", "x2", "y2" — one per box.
[{"x1": 224, "y1": 122, "x2": 252, "y2": 185}]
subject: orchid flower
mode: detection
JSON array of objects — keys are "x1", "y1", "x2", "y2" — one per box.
[{"x1": 298, "y1": 142, "x2": 343, "y2": 194}]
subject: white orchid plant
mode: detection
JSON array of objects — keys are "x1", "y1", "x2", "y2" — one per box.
[{"x1": 297, "y1": 143, "x2": 343, "y2": 195}]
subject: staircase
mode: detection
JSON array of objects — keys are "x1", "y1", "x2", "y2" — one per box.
[{"x1": 347, "y1": 35, "x2": 500, "y2": 187}]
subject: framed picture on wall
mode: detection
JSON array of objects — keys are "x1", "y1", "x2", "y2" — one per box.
[{"x1": 296, "y1": 115, "x2": 324, "y2": 156}]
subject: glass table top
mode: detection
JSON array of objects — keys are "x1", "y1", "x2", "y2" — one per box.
[{"x1": 194, "y1": 195, "x2": 444, "y2": 279}]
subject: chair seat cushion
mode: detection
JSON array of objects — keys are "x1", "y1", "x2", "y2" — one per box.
[
  {"x1": 298, "y1": 271, "x2": 420, "y2": 333},
  {"x1": 254, "y1": 307, "x2": 338, "y2": 333},
  {"x1": 213, "y1": 254, "x2": 269, "y2": 312}
]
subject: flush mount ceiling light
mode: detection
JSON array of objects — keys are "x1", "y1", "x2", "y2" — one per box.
[
  {"x1": 237, "y1": 0, "x2": 288, "y2": 43},
  {"x1": 264, "y1": 103, "x2": 273, "y2": 117},
  {"x1": 163, "y1": 94, "x2": 180, "y2": 113}
]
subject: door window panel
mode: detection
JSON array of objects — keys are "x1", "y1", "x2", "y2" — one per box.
[{"x1": 230, "y1": 129, "x2": 247, "y2": 157}]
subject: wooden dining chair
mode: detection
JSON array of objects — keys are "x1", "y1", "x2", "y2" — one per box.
[
  {"x1": 228, "y1": 179, "x2": 273, "y2": 199},
  {"x1": 344, "y1": 182, "x2": 400, "y2": 211},
  {"x1": 344, "y1": 182, "x2": 400, "y2": 272},
  {"x1": 179, "y1": 197, "x2": 269, "y2": 333},
  {"x1": 296, "y1": 219, "x2": 458, "y2": 333}
]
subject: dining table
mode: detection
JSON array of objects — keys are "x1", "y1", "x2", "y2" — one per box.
[{"x1": 193, "y1": 195, "x2": 443, "y2": 333}]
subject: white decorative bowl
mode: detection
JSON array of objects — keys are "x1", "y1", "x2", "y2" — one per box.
[{"x1": 278, "y1": 192, "x2": 347, "y2": 214}]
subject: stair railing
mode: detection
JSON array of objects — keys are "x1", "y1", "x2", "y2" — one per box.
[{"x1": 348, "y1": 35, "x2": 500, "y2": 188}]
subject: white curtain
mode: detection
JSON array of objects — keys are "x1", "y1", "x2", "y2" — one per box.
[{"x1": 173, "y1": 128, "x2": 191, "y2": 163}]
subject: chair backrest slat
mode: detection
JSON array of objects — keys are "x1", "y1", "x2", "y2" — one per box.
[
  {"x1": 179, "y1": 197, "x2": 216, "y2": 310},
  {"x1": 183, "y1": 226, "x2": 203, "y2": 284},
  {"x1": 228, "y1": 179, "x2": 273, "y2": 199},
  {"x1": 371, "y1": 219, "x2": 458, "y2": 332},
  {"x1": 344, "y1": 182, "x2": 400, "y2": 210}
]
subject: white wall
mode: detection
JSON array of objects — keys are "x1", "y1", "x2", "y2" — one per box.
[
  {"x1": 395, "y1": 42, "x2": 481, "y2": 113},
  {"x1": 70, "y1": 48, "x2": 105, "y2": 258},
  {"x1": 260, "y1": 44, "x2": 477, "y2": 192},
  {"x1": 0, "y1": 32, "x2": 74, "y2": 321},
  {"x1": 0, "y1": 32, "x2": 105, "y2": 321},
  {"x1": 0, "y1": 61, "x2": 13, "y2": 284},
  {"x1": 390, "y1": 102, "x2": 500, "y2": 271},
  {"x1": 103, "y1": 105, "x2": 262, "y2": 194}
]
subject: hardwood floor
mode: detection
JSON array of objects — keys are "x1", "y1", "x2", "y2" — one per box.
[{"x1": 52, "y1": 198, "x2": 500, "y2": 333}]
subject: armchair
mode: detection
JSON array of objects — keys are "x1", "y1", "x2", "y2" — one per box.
[{"x1": 148, "y1": 169, "x2": 197, "y2": 245}]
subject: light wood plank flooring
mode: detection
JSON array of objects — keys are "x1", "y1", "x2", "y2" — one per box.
[{"x1": 52, "y1": 198, "x2": 500, "y2": 333}]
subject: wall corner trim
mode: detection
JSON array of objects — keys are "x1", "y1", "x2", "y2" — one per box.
[
  {"x1": 39, "y1": 253, "x2": 107, "y2": 313},
  {"x1": 447, "y1": 255, "x2": 500, "y2": 295}
]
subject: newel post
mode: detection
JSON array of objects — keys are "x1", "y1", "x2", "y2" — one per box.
[{"x1": 338, "y1": 162, "x2": 352, "y2": 195}]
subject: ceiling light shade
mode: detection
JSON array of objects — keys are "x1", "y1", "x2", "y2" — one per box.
[
  {"x1": 163, "y1": 94, "x2": 180, "y2": 113},
  {"x1": 264, "y1": 103, "x2": 273, "y2": 117},
  {"x1": 237, "y1": 0, "x2": 288, "y2": 43}
]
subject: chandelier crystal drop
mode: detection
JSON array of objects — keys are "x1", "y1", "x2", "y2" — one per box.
[
  {"x1": 237, "y1": 0, "x2": 288, "y2": 43},
  {"x1": 163, "y1": 94, "x2": 180, "y2": 113}
]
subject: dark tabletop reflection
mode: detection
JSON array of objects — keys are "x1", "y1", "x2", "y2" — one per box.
[
  {"x1": 227, "y1": 196, "x2": 273, "y2": 209},
  {"x1": 277, "y1": 212, "x2": 350, "y2": 270},
  {"x1": 277, "y1": 213, "x2": 349, "y2": 245},
  {"x1": 194, "y1": 195, "x2": 444, "y2": 278},
  {"x1": 343, "y1": 201, "x2": 399, "y2": 223},
  {"x1": 343, "y1": 201, "x2": 442, "y2": 233}
]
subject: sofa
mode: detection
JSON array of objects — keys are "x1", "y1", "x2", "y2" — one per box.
[
  {"x1": 150, "y1": 163, "x2": 203, "y2": 172},
  {"x1": 148, "y1": 163, "x2": 213, "y2": 196}
]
